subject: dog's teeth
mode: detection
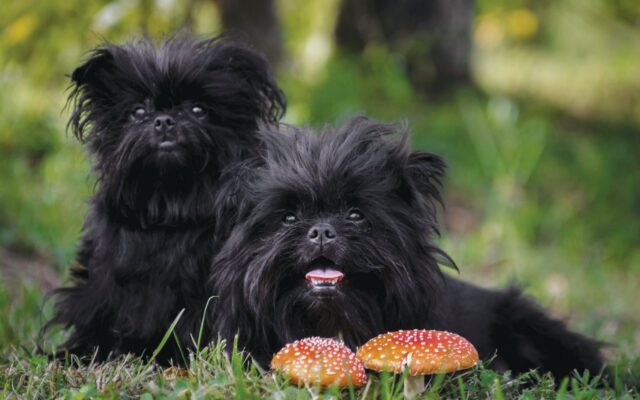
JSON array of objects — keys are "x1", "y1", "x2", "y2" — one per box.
[{"x1": 309, "y1": 278, "x2": 339, "y2": 287}]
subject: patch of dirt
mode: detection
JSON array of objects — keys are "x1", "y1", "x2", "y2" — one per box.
[{"x1": 0, "y1": 247, "x2": 60, "y2": 293}]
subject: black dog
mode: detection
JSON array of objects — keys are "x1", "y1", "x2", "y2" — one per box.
[
  {"x1": 209, "y1": 116, "x2": 604, "y2": 379},
  {"x1": 46, "y1": 35, "x2": 285, "y2": 363}
]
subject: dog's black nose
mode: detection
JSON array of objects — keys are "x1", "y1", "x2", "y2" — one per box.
[
  {"x1": 154, "y1": 115, "x2": 176, "y2": 132},
  {"x1": 308, "y1": 223, "x2": 336, "y2": 245}
]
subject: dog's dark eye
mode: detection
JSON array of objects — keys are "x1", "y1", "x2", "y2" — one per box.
[
  {"x1": 283, "y1": 213, "x2": 297, "y2": 225},
  {"x1": 346, "y1": 209, "x2": 364, "y2": 221},
  {"x1": 132, "y1": 107, "x2": 147, "y2": 120},
  {"x1": 191, "y1": 105, "x2": 205, "y2": 116}
]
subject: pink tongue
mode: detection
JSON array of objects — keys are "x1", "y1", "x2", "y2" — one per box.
[{"x1": 305, "y1": 268, "x2": 344, "y2": 282}]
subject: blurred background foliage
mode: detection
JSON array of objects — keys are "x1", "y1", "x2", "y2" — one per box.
[{"x1": 0, "y1": 0, "x2": 638, "y2": 363}]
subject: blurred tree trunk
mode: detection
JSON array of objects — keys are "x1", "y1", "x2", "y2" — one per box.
[
  {"x1": 335, "y1": 0, "x2": 475, "y2": 94},
  {"x1": 182, "y1": 0, "x2": 199, "y2": 32},
  {"x1": 139, "y1": 0, "x2": 152, "y2": 35},
  {"x1": 213, "y1": 0, "x2": 283, "y2": 66}
]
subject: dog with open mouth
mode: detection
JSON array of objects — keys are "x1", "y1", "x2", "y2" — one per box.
[{"x1": 209, "y1": 116, "x2": 604, "y2": 379}]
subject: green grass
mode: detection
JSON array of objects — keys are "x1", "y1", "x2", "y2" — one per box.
[
  {"x1": 1, "y1": 266, "x2": 638, "y2": 399},
  {"x1": 0, "y1": 329, "x2": 638, "y2": 399}
]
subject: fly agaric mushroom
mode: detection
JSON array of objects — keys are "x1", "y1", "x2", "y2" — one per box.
[
  {"x1": 271, "y1": 337, "x2": 367, "y2": 389},
  {"x1": 356, "y1": 330, "x2": 478, "y2": 399}
]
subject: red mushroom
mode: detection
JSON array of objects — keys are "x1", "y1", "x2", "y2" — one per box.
[
  {"x1": 356, "y1": 330, "x2": 479, "y2": 399},
  {"x1": 271, "y1": 337, "x2": 367, "y2": 389}
]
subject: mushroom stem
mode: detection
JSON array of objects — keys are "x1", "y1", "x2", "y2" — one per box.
[
  {"x1": 308, "y1": 386, "x2": 320, "y2": 400},
  {"x1": 403, "y1": 375, "x2": 426, "y2": 400}
]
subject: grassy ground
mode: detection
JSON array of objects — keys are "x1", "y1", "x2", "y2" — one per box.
[
  {"x1": 0, "y1": 280, "x2": 637, "y2": 398},
  {"x1": 1, "y1": 339, "x2": 638, "y2": 399}
]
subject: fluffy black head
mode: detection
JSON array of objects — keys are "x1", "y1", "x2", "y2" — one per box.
[
  {"x1": 212, "y1": 116, "x2": 451, "y2": 360},
  {"x1": 68, "y1": 35, "x2": 286, "y2": 226}
]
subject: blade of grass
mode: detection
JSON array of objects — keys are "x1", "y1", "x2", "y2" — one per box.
[
  {"x1": 379, "y1": 370, "x2": 392, "y2": 400},
  {"x1": 556, "y1": 377, "x2": 569, "y2": 400},
  {"x1": 148, "y1": 308, "x2": 185, "y2": 365},
  {"x1": 172, "y1": 330, "x2": 188, "y2": 366},
  {"x1": 457, "y1": 376, "x2": 467, "y2": 400},
  {"x1": 360, "y1": 379, "x2": 372, "y2": 399},
  {"x1": 231, "y1": 334, "x2": 248, "y2": 399},
  {"x1": 427, "y1": 372, "x2": 446, "y2": 394},
  {"x1": 493, "y1": 377, "x2": 505, "y2": 400},
  {"x1": 196, "y1": 296, "x2": 217, "y2": 351}
]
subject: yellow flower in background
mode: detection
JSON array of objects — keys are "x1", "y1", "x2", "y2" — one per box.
[
  {"x1": 475, "y1": 13, "x2": 506, "y2": 49},
  {"x1": 4, "y1": 14, "x2": 38, "y2": 44},
  {"x1": 507, "y1": 8, "x2": 538, "y2": 40}
]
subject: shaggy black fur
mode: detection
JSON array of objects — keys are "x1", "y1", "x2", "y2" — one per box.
[
  {"x1": 209, "y1": 116, "x2": 604, "y2": 379},
  {"x1": 46, "y1": 35, "x2": 285, "y2": 363}
]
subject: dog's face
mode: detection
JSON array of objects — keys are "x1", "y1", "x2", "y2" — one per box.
[
  {"x1": 89, "y1": 88, "x2": 216, "y2": 174},
  {"x1": 221, "y1": 117, "x2": 450, "y2": 350},
  {"x1": 68, "y1": 36, "x2": 285, "y2": 223}
]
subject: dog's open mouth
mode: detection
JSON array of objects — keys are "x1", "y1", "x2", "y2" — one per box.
[{"x1": 305, "y1": 257, "x2": 344, "y2": 290}]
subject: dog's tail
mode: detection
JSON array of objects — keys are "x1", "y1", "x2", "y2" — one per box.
[{"x1": 492, "y1": 287, "x2": 606, "y2": 380}]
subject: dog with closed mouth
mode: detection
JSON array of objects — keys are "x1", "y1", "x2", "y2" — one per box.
[
  {"x1": 46, "y1": 35, "x2": 285, "y2": 363},
  {"x1": 209, "y1": 116, "x2": 604, "y2": 378}
]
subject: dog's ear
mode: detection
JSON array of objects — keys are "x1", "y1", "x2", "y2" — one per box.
[
  {"x1": 401, "y1": 150, "x2": 446, "y2": 209},
  {"x1": 70, "y1": 47, "x2": 115, "y2": 90},
  {"x1": 68, "y1": 47, "x2": 116, "y2": 142},
  {"x1": 207, "y1": 40, "x2": 286, "y2": 124},
  {"x1": 397, "y1": 143, "x2": 458, "y2": 270}
]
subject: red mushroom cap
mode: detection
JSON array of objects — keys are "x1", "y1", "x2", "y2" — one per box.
[
  {"x1": 271, "y1": 337, "x2": 367, "y2": 388},
  {"x1": 356, "y1": 330, "x2": 479, "y2": 375}
]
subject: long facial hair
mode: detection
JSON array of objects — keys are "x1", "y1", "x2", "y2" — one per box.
[
  {"x1": 67, "y1": 35, "x2": 286, "y2": 226},
  {"x1": 211, "y1": 117, "x2": 453, "y2": 363}
]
